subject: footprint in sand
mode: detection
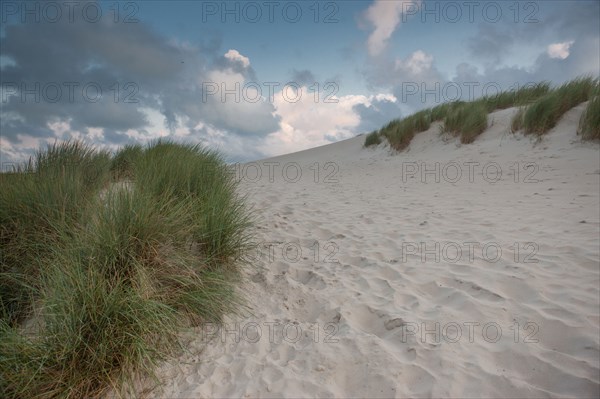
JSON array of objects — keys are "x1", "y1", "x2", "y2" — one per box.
[{"x1": 289, "y1": 269, "x2": 327, "y2": 290}]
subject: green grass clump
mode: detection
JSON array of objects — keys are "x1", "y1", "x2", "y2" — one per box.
[
  {"x1": 443, "y1": 102, "x2": 488, "y2": 144},
  {"x1": 578, "y1": 91, "x2": 600, "y2": 141},
  {"x1": 511, "y1": 107, "x2": 526, "y2": 133},
  {"x1": 430, "y1": 103, "x2": 451, "y2": 121},
  {"x1": 430, "y1": 101, "x2": 467, "y2": 122},
  {"x1": 1, "y1": 260, "x2": 180, "y2": 398},
  {"x1": 385, "y1": 119, "x2": 416, "y2": 151},
  {"x1": 111, "y1": 143, "x2": 143, "y2": 179},
  {"x1": 363, "y1": 101, "x2": 469, "y2": 149},
  {"x1": 479, "y1": 82, "x2": 551, "y2": 112},
  {"x1": 513, "y1": 77, "x2": 599, "y2": 135},
  {"x1": 364, "y1": 131, "x2": 381, "y2": 147},
  {"x1": 363, "y1": 76, "x2": 597, "y2": 150},
  {"x1": 520, "y1": 94, "x2": 560, "y2": 135},
  {"x1": 0, "y1": 140, "x2": 252, "y2": 398},
  {"x1": 133, "y1": 140, "x2": 253, "y2": 267},
  {"x1": 411, "y1": 109, "x2": 431, "y2": 132},
  {"x1": 0, "y1": 141, "x2": 111, "y2": 324},
  {"x1": 378, "y1": 110, "x2": 432, "y2": 151}
]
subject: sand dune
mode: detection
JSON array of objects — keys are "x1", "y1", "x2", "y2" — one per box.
[{"x1": 149, "y1": 104, "x2": 599, "y2": 398}]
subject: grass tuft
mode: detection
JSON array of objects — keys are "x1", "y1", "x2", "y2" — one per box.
[
  {"x1": 443, "y1": 102, "x2": 488, "y2": 144},
  {"x1": 512, "y1": 77, "x2": 599, "y2": 135},
  {"x1": 0, "y1": 141, "x2": 111, "y2": 324},
  {"x1": 578, "y1": 90, "x2": 600, "y2": 141},
  {"x1": 511, "y1": 107, "x2": 526, "y2": 133},
  {"x1": 479, "y1": 82, "x2": 551, "y2": 112},
  {"x1": 0, "y1": 140, "x2": 252, "y2": 398},
  {"x1": 111, "y1": 144, "x2": 143, "y2": 180},
  {"x1": 378, "y1": 110, "x2": 432, "y2": 151},
  {"x1": 364, "y1": 77, "x2": 595, "y2": 150},
  {"x1": 364, "y1": 131, "x2": 381, "y2": 147}
]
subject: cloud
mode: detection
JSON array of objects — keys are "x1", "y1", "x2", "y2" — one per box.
[
  {"x1": 361, "y1": 1, "x2": 599, "y2": 116},
  {"x1": 364, "y1": 49, "x2": 442, "y2": 89},
  {"x1": 196, "y1": 68, "x2": 281, "y2": 137},
  {"x1": 0, "y1": 15, "x2": 189, "y2": 157},
  {"x1": 466, "y1": 1, "x2": 598, "y2": 66},
  {"x1": 224, "y1": 49, "x2": 250, "y2": 68},
  {"x1": 0, "y1": 14, "x2": 280, "y2": 163},
  {"x1": 543, "y1": 1, "x2": 599, "y2": 39},
  {"x1": 351, "y1": 94, "x2": 400, "y2": 134},
  {"x1": 363, "y1": 0, "x2": 421, "y2": 57},
  {"x1": 212, "y1": 48, "x2": 257, "y2": 80},
  {"x1": 547, "y1": 41, "x2": 574, "y2": 59},
  {"x1": 260, "y1": 88, "x2": 396, "y2": 158},
  {"x1": 362, "y1": 49, "x2": 447, "y2": 113},
  {"x1": 3, "y1": 9, "x2": 401, "y2": 165},
  {"x1": 396, "y1": 50, "x2": 433, "y2": 75},
  {"x1": 455, "y1": 35, "x2": 599, "y2": 91},
  {"x1": 290, "y1": 69, "x2": 317, "y2": 86},
  {"x1": 468, "y1": 25, "x2": 515, "y2": 63}
]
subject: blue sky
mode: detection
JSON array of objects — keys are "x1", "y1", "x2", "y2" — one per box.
[{"x1": 1, "y1": 0, "x2": 599, "y2": 163}]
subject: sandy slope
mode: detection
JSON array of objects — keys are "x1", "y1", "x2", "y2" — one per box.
[{"x1": 149, "y1": 105, "x2": 600, "y2": 398}]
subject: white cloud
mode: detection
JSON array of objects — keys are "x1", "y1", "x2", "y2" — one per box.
[
  {"x1": 47, "y1": 119, "x2": 72, "y2": 136},
  {"x1": 364, "y1": 0, "x2": 421, "y2": 56},
  {"x1": 261, "y1": 87, "x2": 395, "y2": 157},
  {"x1": 547, "y1": 41, "x2": 575, "y2": 59},
  {"x1": 107, "y1": 88, "x2": 398, "y2": 162},
  {"x1": 0, "y1": 136, "x2": 32, "y2": 166},
  {"x1": 200, "y1": 68, "x2": 280, "y2": 136},
  {"x1": 373, "y1": 93, "x2": 398, "y2": 103},
  {"x1": 0, "y1": 133, "x2": 56, "y2": 165},
  {"x1": 224, "y1": 49, "x2": 250, "y2": 68},
  {"x1": 395, "y1": 50, "x2": 433, "y2": 74}
]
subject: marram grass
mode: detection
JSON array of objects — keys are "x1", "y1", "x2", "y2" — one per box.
[
  {"x1": 364, "y1": 77, "x2": 597, "y2": 149},
  {"x1": 442, "y1": 102, "x2": 488, "y2": 144},
  {"x1": 577, "y1": 91, "x2": 600, "y2": 141},
  {"x1": 511, "y1": 76, "x2": 599, "y2": 136},
  {"x1": 363, "y1": 131, "x2": 381, "y2": 147},
  {"x1": 0, "y1": 141, "x2": 112, "y2": 324},
  {"x1": 0, "y1": 140, "x2": 253, "y2": 398},
  {"x1": 365, "y1": 110, "x2": 432, "y2": 151}
]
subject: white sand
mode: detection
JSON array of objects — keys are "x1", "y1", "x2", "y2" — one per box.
[{"x1": 149, "y1": 104, "x2": 600, "y2": 398}]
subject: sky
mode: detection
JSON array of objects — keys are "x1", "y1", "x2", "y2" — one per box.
[{"x1": 1, "y1": 0, "x2": 599, "y2": 164}]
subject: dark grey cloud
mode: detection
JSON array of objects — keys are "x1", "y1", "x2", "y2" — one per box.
[
  {"x1": 0, "y1": 17, "x2": 186, "y2": 88},
  {"x1": 0, "y1": 3, "x2": 280, "y2": 162},
  {"x1": 543, "y1": 1, "x2": 599, "y2": 38}
]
